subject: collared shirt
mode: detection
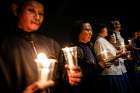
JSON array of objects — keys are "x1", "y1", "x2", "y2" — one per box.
[
  {"x1": 113, "y1": 31, "x2": 125, "y2": 46},
  {"x1": 94, "y1": 36, "x2": 127, "y2": 75}
]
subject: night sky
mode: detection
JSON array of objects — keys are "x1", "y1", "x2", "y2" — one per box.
[{"x1": 0, "y1": 0, "x2": 140, "y2": 45}]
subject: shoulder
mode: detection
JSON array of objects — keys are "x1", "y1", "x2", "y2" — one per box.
[
  {"x1": 35, "y1": 33, "x2": 60, "y2": 46},
  {"x1": 94, "y1": 37, "x2": 102, "y2": 46}
]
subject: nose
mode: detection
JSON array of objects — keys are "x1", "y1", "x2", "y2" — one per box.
[{"x1": 34, "y1": 13, "x2": 40, "y2": 20}]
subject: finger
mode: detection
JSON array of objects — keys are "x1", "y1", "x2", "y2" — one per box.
[
  {"x1": 64, "y1": 64, "x2": 69, "y2": 68},
  {"x1": 68, "y1": 71, "x2": 82, "y2": 78},
  {"x1": 25, "y1": 83, "x2": 39, "y2": 93},
  {"x1": 37, "y1": 80, "x2": 55, "y2": 89},
  {"x1": 65, "y1": 64, "x2": 80, "y2": 71}
]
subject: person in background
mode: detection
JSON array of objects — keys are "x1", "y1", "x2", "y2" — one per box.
[
  {"x1": 109, "y1": 20, "x2": 125, "y2": 48},
  {"x1": 127, "y1": 30, "x2": 140, "y2": 93},
  {"x1": 131, "y1": 31, "x2": 140, "y2": 62},
  {"x1": 60, "y1": 20, "x2": 98, "y2": 93},
  {"x1": 94, "y1": 24, "x2": 132, "y2": 93}
]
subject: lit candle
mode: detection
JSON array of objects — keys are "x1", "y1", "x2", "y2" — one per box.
[
  {"x1": 35, "y1": 53, "x2": 53, "y2": 84},
  {"x1": 121, "y1": 42, "x2": 125, "y2": 53},
  {"x1": 103, "y1": 50, "x2": 108, "y2": 60},
  {"x1": 128, "y1": 39, "x2": 132, "y2": 45}
]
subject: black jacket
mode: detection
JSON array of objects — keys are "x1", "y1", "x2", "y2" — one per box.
[{"x1": 0, "y1": 28, "x2": 61, "y2": 93}]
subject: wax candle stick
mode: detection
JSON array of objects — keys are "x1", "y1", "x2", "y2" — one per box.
[
  {"x1": 103, "y1": 50, "x2": 108, "y2": 60},
  {"x1": 35, "y1": 53, "x2": 52, "y2": 83},
  {"x1": 62, "y1": 47, "x2": 77, "y2": 68},
  {"x1": 121, "y1": 42, "x2": 125, "y2": 53},
  {"x1": 128, "y1": 39, "x2": 132, "y2": 45}
]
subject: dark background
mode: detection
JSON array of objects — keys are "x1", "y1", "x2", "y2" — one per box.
[{"x1": 0, "y1": 0, "x2": 140, "y2": 45}]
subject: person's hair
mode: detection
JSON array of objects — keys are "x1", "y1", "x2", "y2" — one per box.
[
  {"x1": 110, "y1": 20, "x2": 121, "y2": 30},
  {"x1": 95, "y1": 24, "x2": 107, "y2": 34},
  {"x1": 13, "y1": 0, "x2": 47, "y2": 15}
]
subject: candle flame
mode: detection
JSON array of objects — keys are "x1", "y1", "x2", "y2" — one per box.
[{"x1": 35, "y1": 52, "x2": 50, "y2": 67}]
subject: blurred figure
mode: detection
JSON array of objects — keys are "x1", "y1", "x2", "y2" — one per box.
[
  {"x1": 109, "y1": 20, "x2": 125, "y2": 49},
  {"x1": 61, "y1": 20, "x2": 98, "y2": 93},
  {"x1": 94, "y1": 24, "x2": 132, "y2": 93},
  {"x1": 128, "y1": 30, "x2": 140, "y2": 93}
]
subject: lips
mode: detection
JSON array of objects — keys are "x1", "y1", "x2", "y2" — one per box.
[{"x1": 31, "y1": 21, "x2": 40, "y2": 25}]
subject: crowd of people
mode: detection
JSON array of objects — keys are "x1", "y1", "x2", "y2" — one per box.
[{"x1": 0, "y1": 0, "x2": 140, "y2": 93}]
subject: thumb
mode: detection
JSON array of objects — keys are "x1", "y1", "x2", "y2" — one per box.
[{"x1": 36, "y1": 80, "x2": 55, "y2": 89}]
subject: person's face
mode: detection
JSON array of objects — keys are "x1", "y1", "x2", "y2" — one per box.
[
  {"x1": 18, "y1": 1, "x2": 44, "y2": 32},
  {"x1": 79, "y1": 23, "x2": 93, "y2": 43},
  {"x1": 113, "y1": 21, "x2": 121, "y2": 31},
  {"x1": 82, "y1": 22, "x2": 92, "y2": 32},
  {"x1": 134, "y1": 32, "x2": 138, "y2": 38},
  {"x1": 100, "y1": 27, "x2": 108, "y2": 37}
]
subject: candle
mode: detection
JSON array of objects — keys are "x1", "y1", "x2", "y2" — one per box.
[
  {"x1": 103, "y1": 50, "x2": 108, "y2": 60},
  {"x1": 128, "y1": 39, "x2": 132, "y2": 45},
  {"x1": 40, "y1": 68, "x2": 49, "y2": 83},
  {"x1": 121, "y1": 42, "x2": 125, "y2": 53},
  {"x1": 62, "y1": 47, "x2": 75, "y2": 69},
  {"x1": 35, "y1": 53, "x2": 54, "y2": 83},
  {"x1": 62, "y1": 46, "x2": 78, "y2": 71}
]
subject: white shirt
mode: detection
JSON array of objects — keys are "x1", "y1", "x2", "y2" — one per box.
[
  {"x1": 94, "y1": 36, "x2": 127, "y2": 75},
  {"x1": 113, "y1": 31, "x2": 125, "y2": 46}
]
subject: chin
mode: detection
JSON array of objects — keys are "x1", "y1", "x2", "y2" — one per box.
[{"x1": 30, "y1": 26, "x2": 40, "y2": 31}]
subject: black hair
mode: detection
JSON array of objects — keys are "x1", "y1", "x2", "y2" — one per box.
[
  {"x1": 109, "y1": 20, "x2": 121, "y2": 30},
  {"x1": 95, "y1": 23, "x2": 107, "y2": 34},
  {"x1": 13, "y1": 0, "x2": 47, "y2": 15}
]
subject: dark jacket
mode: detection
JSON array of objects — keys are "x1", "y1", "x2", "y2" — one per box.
[
  {"x1": 59, "y1": 42, "x2": 98, "y2": 93},
  {"x1": 0, "y1": 28, "x2": 61, "y2": 93}
]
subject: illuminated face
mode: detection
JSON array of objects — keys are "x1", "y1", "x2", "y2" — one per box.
[
  {"x1": 79, "y1": 23, "x2": 93, "y2": 43},
  {"x1": 100, "y1": 27, "x2": 108, "y2": 37},
  {"x1": 18, "y1": 1, "x2": 44, "y2": 32},
  {"x1": 113, "y1": 21, "x2": 121, "y2": 31}
]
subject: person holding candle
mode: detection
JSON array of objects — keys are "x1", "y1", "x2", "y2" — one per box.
[
  {"x1": 62, "y1": 20, "x2": 99, "y2": 93},
  {"x1": 0, "y1": 0, "x2": 63, "y2": 93},
  {"x1": 94, "y1": 24, "x2": 132, "y2": 93},
  {"x1": 0, "y1": 0, "x2": 86, "y2": 93},
  {"x1": 109, "y1": 20, "x2": 128, "y2": 50}
]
